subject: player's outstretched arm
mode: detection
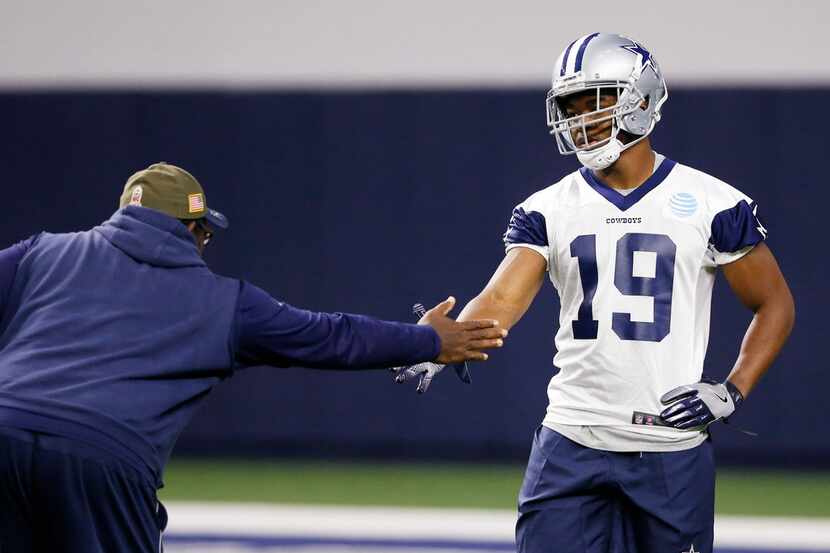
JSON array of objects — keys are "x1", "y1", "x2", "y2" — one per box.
[
  {"x1": 660, "y1": 242, "x2": 795, "y2": 429},
  {"x1": 456, "y1": 247, "x2": 548, "y2": 330},
  {"x1": 391, "y1": 249, "x2": 544, "y2": 393}
]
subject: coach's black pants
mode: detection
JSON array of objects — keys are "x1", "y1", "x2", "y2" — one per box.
[{"x1": 0, "y1": 426, "x2": 166, "y2": 553}]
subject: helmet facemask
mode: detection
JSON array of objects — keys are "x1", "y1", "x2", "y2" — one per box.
[{"x1": 546, "y1": 82, "x2": 648, "y2": 157}]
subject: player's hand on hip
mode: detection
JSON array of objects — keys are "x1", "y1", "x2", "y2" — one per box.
[
  {"x1": 659, "y1": 379, "x2": 744, "y2": 430},
  {"x1": 421, "y1": 296, "x2": 507, "y2": 364}
]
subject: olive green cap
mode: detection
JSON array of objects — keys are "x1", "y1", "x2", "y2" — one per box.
[{"x1": 119, "y1": 162, "x2": 228, "y2": 229}]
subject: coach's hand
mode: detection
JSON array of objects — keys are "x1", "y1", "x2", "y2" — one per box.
[
  {"x1": 422, "y1": 296, "x2": 506, "y2": 364},
  {"x1": 659, "y1": 379, "x2": 744, "y2": 430}
]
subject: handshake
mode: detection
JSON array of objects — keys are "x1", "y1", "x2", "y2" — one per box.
[{"x1": 391, "y1": 297, "x2": 508, "y2": 394}]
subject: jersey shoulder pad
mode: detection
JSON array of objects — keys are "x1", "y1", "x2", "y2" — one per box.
[
  {"x1": 675, "y1": 163, "x2": 766, "y2": 259},
  {"x1": 501, "y1": 174, "x2": 575, "y2": 259},
  {"x1": 673, "y1": 163, "x2": 754, "y2": 211}
]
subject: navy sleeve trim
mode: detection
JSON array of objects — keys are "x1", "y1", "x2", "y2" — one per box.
[
  {"x1": 710, "y1": 200, "x2": 766, "y2": 253},
  {"x1": 503, "y1": 207, "x2": 548, "y2": 247}
]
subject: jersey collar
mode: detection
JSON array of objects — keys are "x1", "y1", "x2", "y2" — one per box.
[{"x1": 579, "y1": 158, "x2": 677, "y2": 212}]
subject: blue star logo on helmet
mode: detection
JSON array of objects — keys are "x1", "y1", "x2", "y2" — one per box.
[{"x1": 621, "y1": 40, "x2": 653, "y2": 69}]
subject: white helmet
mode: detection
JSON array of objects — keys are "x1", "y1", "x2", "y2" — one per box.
[{"x1": 546, "y1": 33, "x2": 668, "y2": 170}]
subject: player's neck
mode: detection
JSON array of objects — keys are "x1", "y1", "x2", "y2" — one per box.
[{"x1": 593, "y1": 141, "x2": 655, "y2": 191}]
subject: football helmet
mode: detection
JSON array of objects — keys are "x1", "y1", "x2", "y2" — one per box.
[{"x1": 546, "y1": 33, "x2": 668, "y2": 170}]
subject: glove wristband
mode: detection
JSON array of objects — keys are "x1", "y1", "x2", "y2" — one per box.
[{"x1": 725, "y1": 380, "x2": 744, "y2": 413}]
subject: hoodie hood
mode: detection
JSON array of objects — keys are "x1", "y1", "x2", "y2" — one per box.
[{"x1": 93, "y1": 206, "x2": 206, "y2": 269}]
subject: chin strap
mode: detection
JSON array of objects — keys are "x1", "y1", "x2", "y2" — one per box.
[
  {"x1": 576, "y1": 139, "x2": 624, "y2": 170},
  {"x1": 576, "y1": 128, "x2": 658, "y2": 171}
]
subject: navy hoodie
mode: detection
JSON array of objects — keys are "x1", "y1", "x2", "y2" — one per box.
[{"x1": 0, "y1": 206, "x2": 440, "y2": 487}]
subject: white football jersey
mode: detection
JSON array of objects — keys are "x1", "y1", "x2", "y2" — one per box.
[{"x1": 504, "y1": 156, "x2": 766, "y2": 440}]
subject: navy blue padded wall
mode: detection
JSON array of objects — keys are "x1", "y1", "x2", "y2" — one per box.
[{"x1": 0, "y1": 89, "x2": 823, "y2": 467}]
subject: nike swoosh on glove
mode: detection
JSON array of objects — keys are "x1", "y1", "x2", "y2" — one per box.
[{"x1": 659, "y1": 379, "x2": 744, "y2": 430}]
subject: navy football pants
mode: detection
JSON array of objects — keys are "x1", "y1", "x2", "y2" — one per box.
[
  {"x1": 517, "y1": 426, "x2": 714, "y2": 553},
  {"x1": 0, "y1": 426, "x2": 166, "y2": 553}
]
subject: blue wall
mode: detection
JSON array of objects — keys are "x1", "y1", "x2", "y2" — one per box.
[{"x1": 1, "y1": 89, "x2": 824, "y2": 467}]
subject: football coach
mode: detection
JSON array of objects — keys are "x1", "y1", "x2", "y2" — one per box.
[{"x1": 0, "y1": 162, "x2": 507, "y2": 552}]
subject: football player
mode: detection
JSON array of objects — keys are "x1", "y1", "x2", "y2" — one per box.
[{"x1": 395, "y1": 33, "x2": 794, "y2": 552}]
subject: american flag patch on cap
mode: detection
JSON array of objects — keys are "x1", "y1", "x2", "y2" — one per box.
[
  {"x1": 188, "y1": 193, "x2": 205, "y2": 213},
  {"x1": 129, "y1": 185, "x2": 143, "y2": 206}
]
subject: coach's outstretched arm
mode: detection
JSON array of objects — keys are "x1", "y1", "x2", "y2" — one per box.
[
  {"x1": 234, "y1": 282, "x2": 506, "y2": 371},
  {"x1": 455, "y1": 248, "x2": 548, "y2": 330}
]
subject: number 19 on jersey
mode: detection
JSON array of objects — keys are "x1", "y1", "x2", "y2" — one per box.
[{"x1": 570, "y1": 232, "x2": 676, "y2": 342}]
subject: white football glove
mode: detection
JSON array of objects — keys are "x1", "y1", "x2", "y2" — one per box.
[
  {"x1": 390, "y1": 302, "x2": 473, "y2": 394},
  {"x1": 391, "y1": 362, "x2": 446, "y2": 394},
  {"x1": 660, "y1": 379, "x2": 744, "y2": 430}
]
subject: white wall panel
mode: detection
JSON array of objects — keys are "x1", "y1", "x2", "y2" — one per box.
[{"x1": 1, "y1": 0, "x2": 826, "y2": 88}]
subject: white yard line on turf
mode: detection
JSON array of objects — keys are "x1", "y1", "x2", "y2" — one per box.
[
  {"x1": 165, "y1": 502, "x2": 830, "y2": 550},
  {"x1": 714, "y1": 516, "x2": 830, "y2": 549},
  {"x1": 166, "y1": 502, "x2": 511, "y2": 542}
]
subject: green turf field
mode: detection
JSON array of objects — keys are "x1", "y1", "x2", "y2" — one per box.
[{"x1": 159, "y1": 460, "x2": 830, "y2": 518}]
